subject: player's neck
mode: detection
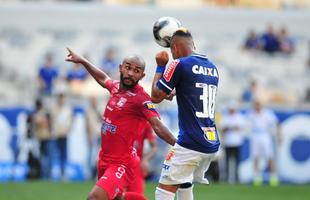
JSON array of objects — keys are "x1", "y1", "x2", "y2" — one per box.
[{"x1": 119, "y1": 82, "x2": 138, "y2": 91}]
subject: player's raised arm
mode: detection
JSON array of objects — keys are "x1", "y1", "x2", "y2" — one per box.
[
  {"x1": 148, "y1": 116, "x2": 176, "y2": 146},
  {"x1": 66, "y1": 47, "x2": 110, "y2": 88},
  {"x1": 151, "y1": 51, "x2": 171, "y2": 103}
]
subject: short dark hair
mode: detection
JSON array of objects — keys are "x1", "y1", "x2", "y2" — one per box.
[{"x1": 171, "y1": 27, "x2": 192, "y2": 39}]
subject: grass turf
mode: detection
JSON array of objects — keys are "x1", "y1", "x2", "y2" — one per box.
[{"x1": 0, "y1": 181, "x2": 309, "y2": 200}]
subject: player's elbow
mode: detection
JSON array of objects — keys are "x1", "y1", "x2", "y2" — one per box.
[
  {"x1": 151, "y1": 96, "x2": 162, "y2": 104},
  {"x1": 151, "y1": 91, "x2": 165, "y2": 103}
]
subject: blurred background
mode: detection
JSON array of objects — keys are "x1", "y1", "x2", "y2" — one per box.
[{"x1": 0, "y1": 0, "x2": 310, "y2": 199}]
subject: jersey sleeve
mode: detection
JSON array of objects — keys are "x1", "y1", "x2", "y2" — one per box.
[
  {"x1": 140, "y1": 99, "x2": 160, "y2": 120},
  {"x1": 104, "y1": 79, "x2": 115, "y2": 93},
  {"x1": 156, "y1": 59, "x2": 182, "y2": 94},
  {"x1": 144, "y1": 123, "x2": 156, "y2": 142}
]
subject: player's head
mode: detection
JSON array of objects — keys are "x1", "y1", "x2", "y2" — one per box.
[
  {"x1": 170, "y1": 27, "x2": 195, "y2": 59},
  {"x1": 119, "y1": 55, "x2": 145, "y2": 89}
]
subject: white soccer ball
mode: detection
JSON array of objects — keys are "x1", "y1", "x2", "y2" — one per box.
[{"x1": 153, "y1": 16, "x2": 182, "y2": 48}]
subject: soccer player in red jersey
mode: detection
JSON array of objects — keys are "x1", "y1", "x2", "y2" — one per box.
[
  {"x1": 127, "y1": 122, "x2": 157, "y2": 194},
  {"x1": 66, "y1": 48, "x2": 176, "y2": 200}
]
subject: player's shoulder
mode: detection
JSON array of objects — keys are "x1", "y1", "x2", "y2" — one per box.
[
  {"x1": 180, "y1": 53, "x2": 214, "y2": 66},
  {"x1": 107, "y1": 79, "x2": 119, "y2": 87},
  {"x1": 186, "y1": 53, "x2": 208, "y2": 61},
  {"x1": 134, "y1": 84, "x2": 152, "y2": 101},
  {"x1": 194, "y1": 54, "x2": 217, "y2": 66},
  {"x1": 105, "y1": 79, "x2": 120, "y2": 93},
  {"x1": 134, "y1": 86, "x2": 158, "y2": 110}
]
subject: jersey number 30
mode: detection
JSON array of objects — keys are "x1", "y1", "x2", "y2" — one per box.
[{"x1": 195, "y1": 83, "x2": 217, "y2": 119}]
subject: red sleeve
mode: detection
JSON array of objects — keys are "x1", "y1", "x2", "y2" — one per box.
[
  {"x1": 140, "y1": 98, "x2": 160, "y2": 120},
  {"x1": 104, "y1": 79, "x2": 117, "y2": 93},
  {"x1": 144, "y1": 123, "x2": 156, "y2": 142}
]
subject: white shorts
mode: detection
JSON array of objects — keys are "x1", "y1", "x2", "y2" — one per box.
[
  {"x1": 251, "y1": 133, "x2": 274, "y2": 160},
  {"x1": 159, "y1": 143, "x2": 217, "y2": 185}
]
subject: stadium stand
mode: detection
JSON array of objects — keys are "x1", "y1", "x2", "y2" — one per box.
[{"x1": 0, "y1": 3, "x2": 309, "y2": 108}]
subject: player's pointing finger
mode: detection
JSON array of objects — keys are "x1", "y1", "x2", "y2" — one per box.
[{"x1": 66, "y1": 47, "x2": 72, "y2": 53}]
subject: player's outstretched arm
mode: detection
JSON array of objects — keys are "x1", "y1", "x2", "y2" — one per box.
[
  {"x1": 151, "y1": 51, "x2": 170, "y2": 103},
  {"x1": 148, "y1": 117, "x2": 176, "y2": 146},
  {"x1": 66, "y1": 47, "x2": 110, "y2": 88}
]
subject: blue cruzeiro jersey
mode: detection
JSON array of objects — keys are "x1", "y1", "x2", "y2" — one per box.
[{"x1": 157, "y1": 53, "x2": 220, "y2": 153}]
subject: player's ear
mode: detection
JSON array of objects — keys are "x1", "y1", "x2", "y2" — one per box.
[
  {"x1": 140, "y1": 72, "x2": 145, "y2": 80},
  {"x1": 119, "y1": 64, "x2": 122, "y2": 72},
  {"x1": 192, "y1": 41, "x2": 196, "y2": 50}
]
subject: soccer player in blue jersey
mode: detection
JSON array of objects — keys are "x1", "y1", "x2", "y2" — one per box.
[{"x1": 151, "y1": 28, "x2": 220, "y2": 200}]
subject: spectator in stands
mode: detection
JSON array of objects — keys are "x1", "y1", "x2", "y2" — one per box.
[
  {"x1": 278, "y1": 26, "x2": 295, "y2": 54},
  {"x1": 85, "y1": 96, "x2": 102, "y2": 179},
  {"x1": 38, "y1": 53, "x2": 59, "y2": 96},
  {"x1": 66, "y1": 63, "x2": 89, "y2": 97},
  {"x1": 100, "y1": 46, "x2": 118, "y2": 79},
  {"x1": 241, "y1": 80, "x2": 258, "y2": 105},
  {"x1": 51, "y1": 93, "x2": 73, "y2": 180},
  {"x1": 243, "y1": 29, "x2": 260, "y2": 50},
  {"x1": 32, "y1": 98, "x2": 52, "y2": 179},
  {"x1": 220, "y1": 101, "x2": 247, "y2": 184},
  {"x1": 246, "y1": 100, "x2": 281, "y2": 186},
  {"x1": 259, "y1": 24, "x2": 280, "y2": 54},
  {"x1": 66, "y1": 63, "x2": 88, "y2": 82}
]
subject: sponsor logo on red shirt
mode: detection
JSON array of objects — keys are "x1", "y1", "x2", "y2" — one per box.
[{"x1": 163, "y1": 59, "x2": 179, "y2": 82}]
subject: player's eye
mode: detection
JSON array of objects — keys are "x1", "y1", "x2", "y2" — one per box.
[
  {"x1": 125, "y1": 65, "x2": 130, "y2": 70},
  {"x1": 134, "y1": 69, "x2": 140, "y2": 73}
]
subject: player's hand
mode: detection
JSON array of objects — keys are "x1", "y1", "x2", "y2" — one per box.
[
  {"x1": 165, "y1": 89, "x2": 176, "y2": 101},
  {"x1": 66, "y1": 47, "x2": 85, "y2": 64},
  {"x1": 155, "y1": 51, "x2": 169, "y2": 66}
]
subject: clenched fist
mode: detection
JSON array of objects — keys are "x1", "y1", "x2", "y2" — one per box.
[{"x1": 155, "y1": 51, "x2": 169, "y2": 66}]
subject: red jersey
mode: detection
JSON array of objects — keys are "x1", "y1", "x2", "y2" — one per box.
[
  {"x1": 133, "y1": 122, "x2": 156, "y2": 159},
  {"x1": 99, "y1": 80, "x2": 159, "y2": 166}
]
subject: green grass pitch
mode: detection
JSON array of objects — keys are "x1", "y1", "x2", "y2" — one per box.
[{"x1": 1, "y1": 181, "x2": 309, "y2": 200}]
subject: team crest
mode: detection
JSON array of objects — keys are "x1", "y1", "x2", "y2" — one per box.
[
  {"x1": 116, "y1": 97, "x2": 127, "y2": 107},
  {"x1": 163, "y1": 59, "x2": 179, "y2": 82}
]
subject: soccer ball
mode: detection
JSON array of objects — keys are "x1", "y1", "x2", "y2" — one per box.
[{"x1": 153, "y1": 16, "x2": 182, "y2": 48}]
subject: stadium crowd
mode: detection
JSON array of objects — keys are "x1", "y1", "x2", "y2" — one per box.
[{"x1": 243, "y1": 24, "x2": 295, "y2": 55}]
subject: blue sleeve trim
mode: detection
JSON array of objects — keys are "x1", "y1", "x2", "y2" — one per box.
[{"x1": 156, "y1": 80, "x2": 172, "y2": 94}]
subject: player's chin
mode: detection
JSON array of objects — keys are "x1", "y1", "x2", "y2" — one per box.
[
  {"x1": 122, "y1": 81, "x2": 136, "y2": 88},
  {"x1": 123, "y1": 79, "x2": 134, "y2": 85},
  {"x1": 123, "y1": 78, "x2": 138, "y2": 87}
]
